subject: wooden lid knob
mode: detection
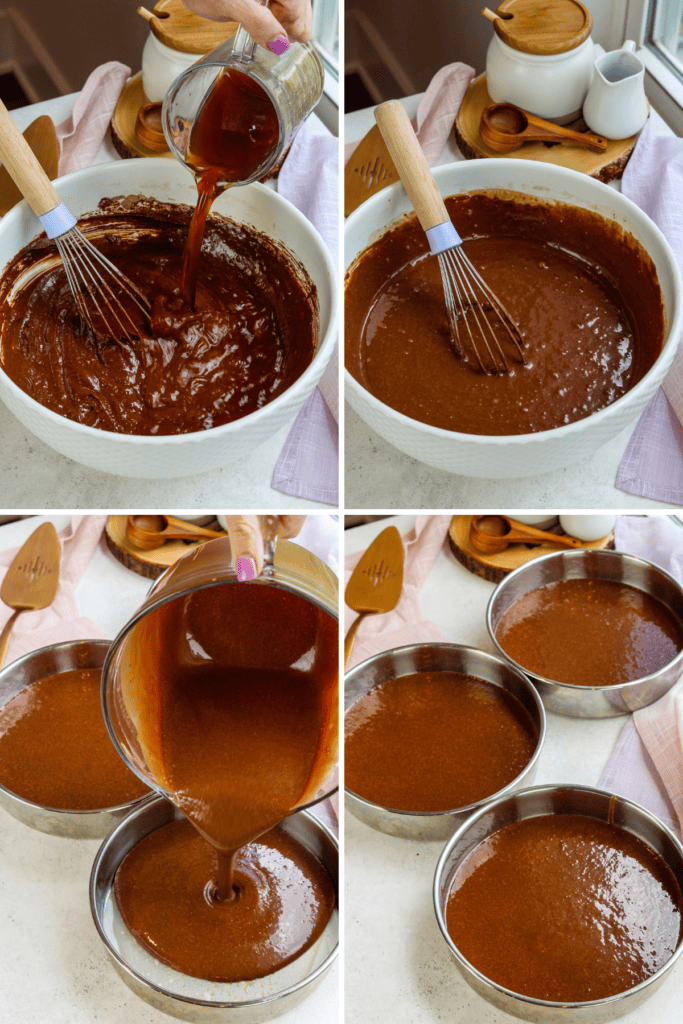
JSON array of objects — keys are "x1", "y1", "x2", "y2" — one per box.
[{"x1": 485, "y1": 0, "x2": 592, "y2": 55}]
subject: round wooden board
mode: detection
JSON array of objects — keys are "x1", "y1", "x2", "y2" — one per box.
[
  {"x1": 110, "y1": 73, "x2": 175, "y2": 160},
  {"x1": 448, "y1": 515, "x2": 614, "y2": 584},
  {"x1": 110, "y1": 71, "x2": 290, "y2": 178},
  {"x1": 105, "y1": 515, "x2": 226, "y2": 579},
  {"x1": 454, "y1": 73, "x2": 641, "y2": 184}
]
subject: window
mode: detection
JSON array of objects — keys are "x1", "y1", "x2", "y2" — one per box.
[
  {"x1": 311, "y1": 0, "x2": 339, "y2": 134},
  {"x1": 626, "y1": 0, "x2": 683, "y2": 132}
]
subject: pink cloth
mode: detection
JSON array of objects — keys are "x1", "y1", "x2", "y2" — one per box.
[
  {"x1": 56, "y1": 62, "x2": 131, "y2": 175},
  {"x1": 0, "y1": 516, "x2": 107, "y2": 665},
  {"x1": 616, "y1": 119, "x2": 683, "y2": 502},
  {"x1": 344, "y1": 516, "x2": 451, "y2": 671},
  {"x1": 599, "y1": 515, "x2": 683, "y2": 837},
  {"x1": 274, "y1": 120, "x2": 339, "y2": 504},
  {"x1": 344, "y1": 63, "x2": 475, "y2": 167}
]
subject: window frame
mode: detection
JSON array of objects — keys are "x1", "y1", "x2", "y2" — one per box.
[
  {"x1": 625, "y1": 0, "x2": 683, "y2": 133},
  {"x1": 311, "y1": 0, "x2": 339, "y2": 134}
]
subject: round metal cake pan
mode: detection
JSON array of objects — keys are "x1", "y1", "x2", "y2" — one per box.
[
  {"x1": 0, "y1": 639, "x2": 151, "y2": 839},
  {"x1": 487, "y1": 549, "x2": 683, "y2": 717},
  {"x1": 90, "y1": 796, "x2": 339, "y2": 1023},
  {"x1": 434, "y1": 784, "x2": 683, "y2": 1023},
  {"x1": 344, "y1": 642, "x2": 546, "y2": 841}
]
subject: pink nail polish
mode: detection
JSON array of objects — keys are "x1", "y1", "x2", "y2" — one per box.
[
  {"x1": 268, "y1": 35, "x2": 290, "y2": 55},
  {"x1": 236, "y1": 556, "x2": 257, "y2": 582}
]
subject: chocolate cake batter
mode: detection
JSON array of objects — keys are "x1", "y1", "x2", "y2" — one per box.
[
  {"x1": 0, "y1": 668, "x2": 149, "y2": 809},
  {"x1": 113, "y1": 581, "x2": 338, "y2": 980},
  {"x1": 115, "y1": 819, "x2": 335, "y2": 982},
  {"x1": 496, "y1": 578, "x2": 683, "y2": 686},
  {"x1": 446, "y1": 814, "x2": 683, "y2": 1002},
  {"x1": 344, "y1": 671, "x2": 537, "y2": 811},
  {"x1": 345, "y1": 193, "x2": 664, "y2": 435},
  {"x1": 0, "y1": 195, "x2": 317, "y2": 434}
]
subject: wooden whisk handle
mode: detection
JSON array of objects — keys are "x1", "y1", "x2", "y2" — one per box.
[
  {"x1": 0, "y1": 98, "x2": 62, "y2": 218},
  {"x1": 374, "y1": 100, "x2": 450, "y2": 233}
]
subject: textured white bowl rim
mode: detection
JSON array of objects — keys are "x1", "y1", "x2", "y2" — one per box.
[
  {"x1": 344, "y1": 159, "x2": 683, "y2": 448},
  {"x1": 0, "y1": 159, "x2": 338, "y2": 448}
]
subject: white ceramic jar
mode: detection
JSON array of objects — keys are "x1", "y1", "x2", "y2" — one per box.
[
  {"x1": 486, "y1": 33, "x2": 596, "y2": 124},
  {"x1": 141, "y1": 32, "x2": 201, "y2": 103}
]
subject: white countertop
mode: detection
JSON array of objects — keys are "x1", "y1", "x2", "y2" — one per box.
[
  {"x1": 0, "y1": 514, "x2": 338, "y2": 1024},
  {"x1": 344, "y1": 98, "x2": 679, "y2": 511},
  {"x1": 2, "y1": 97, "x2": 331, "y2": 510},
  {"x1": 344, "y1": 515, "x2": 683, "y2": 1024}
]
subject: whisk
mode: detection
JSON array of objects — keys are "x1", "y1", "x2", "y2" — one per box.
[
  {"x1": 374, "y1": 100, "x2": 525, "y2": 376},
  {"x1": 0, "y1": 98, "x2": 149, "y2": 343}
]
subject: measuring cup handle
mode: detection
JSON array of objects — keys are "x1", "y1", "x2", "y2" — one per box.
[
  {"x1": 232, "y1": 22, "x2": 258, "y2": 63},
  {"x1": 232, "y1": 0, "x2": 273, "y2": 63}
]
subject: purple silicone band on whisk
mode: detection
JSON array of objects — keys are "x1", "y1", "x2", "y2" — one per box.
[{"x1": 425, "y1": 220, "x2": 461, "y2": 255}]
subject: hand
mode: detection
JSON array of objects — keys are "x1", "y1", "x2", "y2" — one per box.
[
  {"x1": 221, "y1": 515, "x2": 306, "y2": 580},
  {"x1": 180, "y1": 0, "x2": 312, "y2": 50}
]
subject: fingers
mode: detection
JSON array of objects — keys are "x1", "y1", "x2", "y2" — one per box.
[
  {"x1": 223, "y1": 515, "x2": 264, "y2": 580},
  {"x1": 180, "y1": 0, "x2": 312, "y2": 46},
  {"x1": 221, "y1": 514, "x2": 306, "y2": 581},
  {"x1": 269, "y1": 0, "x2": 312, "y2": 42},
  {"x1": 213, "y1": 0, "x2": 291, "y2": 49},
  {"x1": 278, "y1": 515, "x2": 306, "y2": 539},
  {"x1": 179, "y1": 0, "x2": 239, "y2": 23}
]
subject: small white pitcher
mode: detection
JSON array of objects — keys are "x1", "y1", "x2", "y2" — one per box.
[{"x1": 583, "y1": 39, "x2": 648, "y2": 139}]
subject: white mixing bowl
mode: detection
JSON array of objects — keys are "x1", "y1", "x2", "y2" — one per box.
[
  {"x1": 345, "y1": 160, "x2": 683, "y2": 479},
  {"x1": 0, "y1": 159, "x2": 337, "y2": 479}
]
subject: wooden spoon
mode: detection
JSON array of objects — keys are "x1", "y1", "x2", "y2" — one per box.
[
  {"x1": 345, "y1": 526, "x2": 404, "y2": 671},
  {"x1": 480, "y1": 103, "x2": 608, "y2": 153},
  {"x1": 470, "y1": 515, "x2": 584, "y2": 555},
  {"x1": 126, "y1": 515, "x2": 224, "y2": 550},
  {"x1": 0, "y1": 522, "x2": 61, "y2": 667}
]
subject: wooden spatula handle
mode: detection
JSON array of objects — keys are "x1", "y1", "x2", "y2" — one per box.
[
  {"x1": 375, "y1": 100, "x2": 449, "y2": 232},
  {"x1": 0, "y1": 609, "x2": 23, "y2": 670},
  {"x1": 0, "y1": 98, "x2": 62, "y2": 218},
  {"x1": 344, "y1": 611, "x2": 372, "y2": 672}
]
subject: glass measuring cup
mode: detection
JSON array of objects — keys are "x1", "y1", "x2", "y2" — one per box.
[
  {"x1": 101, "y1": 530, "x2": 339, "y2": 827},
  {"x1": 161, "y1": 22, "x2": 324, "y2": 187}
]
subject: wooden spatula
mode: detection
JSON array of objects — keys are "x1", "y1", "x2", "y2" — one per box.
[
  {"x1": 344, "y1": 526, "x2": 404, "y2": 670},
  {"x1": 0, "y1": 115, "x2": 59, "y2": 216},
  {"x1": 0, "y1": 522, "x2": 61, "y2": 667},
  {"x1": 345, "y1": 123, "x2": 399, "y2": 217}
]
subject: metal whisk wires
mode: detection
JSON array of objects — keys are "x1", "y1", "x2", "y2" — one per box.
[
  {"x1": 0, "y1": 96, "x2": 149, "y2": 346},
  {"x1": 437, "y1": 240, "x2": 526, "y2": 376},
  {"x1": 374, "y1": 99, "x2": 526, "y2": 376},
  {"x1": 55, "y1": 226, "x2": 150, "y2": 344}
]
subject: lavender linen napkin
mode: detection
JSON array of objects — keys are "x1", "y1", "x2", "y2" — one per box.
[
  {"x1": 616, "y1": 120, "x2": 683, "y2": 503},
  {"x1": 598, "y1": 515, "x2": 683, "y2": 837},
  {"x1": 273, "y1": 119, "x2": 339, "y2": 505}
]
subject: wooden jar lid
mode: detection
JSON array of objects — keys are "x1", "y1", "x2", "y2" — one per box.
[
  {"x1": 143, "y1": 0, "x2": 237, "y2": 53},
  {"x1": 487, "y1": 0, "x2": 592, "y2": 55}
]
